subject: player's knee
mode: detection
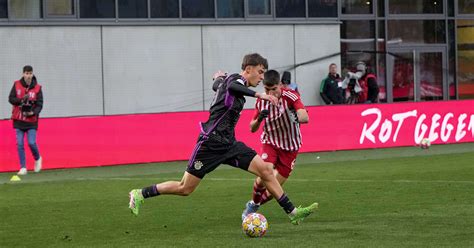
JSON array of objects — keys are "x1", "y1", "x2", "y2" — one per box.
[
  {"x1": 259, "y1": 162, "x2": 274, "y2": 180},
  {"x1": 255, "y1": 176, "x2": 264, "y2": 186},
  {"x1": 179, "y1": 185, "x2": 195, "y2": 196}
]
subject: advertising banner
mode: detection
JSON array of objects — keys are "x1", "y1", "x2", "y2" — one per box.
[{"x1": 1, "y1": 100, "x2": 473, "y2": 172}]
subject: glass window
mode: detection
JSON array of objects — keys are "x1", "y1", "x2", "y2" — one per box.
[
  {"x1": 0, "y1": 0, "x2": 7, "y2": 18},
  {"x1": 459, "y1": 0, "x2": 474, "y2": 14},
  {"x1": 457, "y1": 20, "x2": 474, "y2": 99},
  {"x1": 448, "y1": 0, "x2": 454, "y2": 16},
  {"x1": 377, "y1": 0, "x2": 384, "y2": 16},
  {"x1": 377, "y1": 20, "x2": 386, "y2": 102},
  {"x1": 80, "y1": 0, "x2": 115, "y2": 18},
  {"x1": 217, "y1": 0, "x2": 243, "y2": 18},
  {"x1": 389, "y1": 0, "x2": 442, "y2": 14},
  {"x1": 308, "y1": 0, "x2": 337, "y2": 17},
  {"x1": 182, "y1": 0, "x2": 214, "y2": 18},
  {"x1": 341, "y1": 0, "x2": 373, "y2": 14},
  {"x1": 150, "y1": 0, "x2": 178, "y2": 18},
  {"x1": 387, "y1": 20, "x2": 446, "y2": 44},
  {"x1": 119, "y1": 0, "x2": 147, "y2": 18},
  {"x1": 249, "y1": 0, "x2": 271, "y2": 15},
  {"x1": 340, "y1": 20, "x2": 376, "y2": 87},
  {"x1": 391, "y1": 52, "x2": 414, "y2": 102},
  {"x1": 448, "y1": 20, "x2": 456, "y2": 99},
  {"x1": 46, "y1": 0, "x2": 74, "y2": 16},
  {"x1": 8, "y1": 0, "x2": 42, "y2": 19},
  {"x1": 341, "y1": 20, "x2": 375, "y2": 39},
  {"x1": 276, "y1": 0, "x2": 305, "y2": 18},
  {"x1": 420, "y1": 52, "x2": 443, "y2": 101}
]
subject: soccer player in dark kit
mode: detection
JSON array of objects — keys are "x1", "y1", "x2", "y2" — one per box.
[{"x1": 128, "y1": 53, "x2": 317, "y2": 225}]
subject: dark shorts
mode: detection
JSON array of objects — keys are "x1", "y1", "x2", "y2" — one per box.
[{"x1": 186, "y1": 137, "x2": 257, "y2": 179}]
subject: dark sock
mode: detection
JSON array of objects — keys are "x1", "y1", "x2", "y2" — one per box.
[
  {"x1": 142, "y1": 185, "x2": 160, "y2": 199},
  {"x1": 277, "y1": 193, "x2": 295, "y2": 214}
]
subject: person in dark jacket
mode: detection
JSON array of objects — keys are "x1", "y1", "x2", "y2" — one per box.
[
  {"x1": 8, "y1": 65, "x2": 43, "y2": 175},
  {"x1": 320, "y1": 63, "x2": 344, "y2": 104},
  {"x1": 281, "y1": 71, "x2": 299, "y2": 92}
]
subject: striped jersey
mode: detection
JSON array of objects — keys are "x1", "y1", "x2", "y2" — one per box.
[{"x1": 253, "y1": 88, "x2": 305, "y2": 151}]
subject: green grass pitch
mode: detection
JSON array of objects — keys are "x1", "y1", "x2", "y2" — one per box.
[{"x1": 1, "y1": 143, "x2": 473, "y2": 247}]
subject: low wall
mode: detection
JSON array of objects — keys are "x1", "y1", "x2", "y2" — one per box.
[{"x1": 1, "y1": 100, "x2": 473, "y2": 172}]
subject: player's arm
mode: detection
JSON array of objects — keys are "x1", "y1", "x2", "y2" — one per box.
[
  {"x1": 296, "y1": 108, "x2": 309, "y2": 123},
  {"x1": 212, "y1": 77, "x2": 224, "y2": 92},
  {"x1": 228, "y1": 82, "x2": 278, "y2": 105},
  {"x1": 291, "y1": 93, "x2": 309, "y2": 124},
  {"x1": 212, "y1": 70, "x2": 227, "y2": 91}
]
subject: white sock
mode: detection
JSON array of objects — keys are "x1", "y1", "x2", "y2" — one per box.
[{"x1": 288, "y1": 208, "x2": 297, "y2": 217}]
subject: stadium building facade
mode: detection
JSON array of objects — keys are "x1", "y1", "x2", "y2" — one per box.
[{"x1": 0, "y1": 0, "x2": 473, "y2": 119}]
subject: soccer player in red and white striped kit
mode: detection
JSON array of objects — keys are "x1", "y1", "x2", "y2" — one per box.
[{"x1": 242, "y1": 69, "x2": 314, "y2": 220}]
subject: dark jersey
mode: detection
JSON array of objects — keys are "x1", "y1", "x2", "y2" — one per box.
[{"x1": 201, "y1": 73, "x2": 247, "y2": 145}]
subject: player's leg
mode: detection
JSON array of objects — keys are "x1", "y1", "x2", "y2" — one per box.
[
  {"x1": 242, "y1": 172, "x2": 287, "y2": 220},
  {"x1": 129, "y1": 172, "x2": 201, "y2": 216},
  {"x1": 155, "y1": 171, "x2": 201, "y2": 196},
  {"x1": 259, "y1": 149, "x2": 296, "y2": 204},
  {"x1": 247, "y1": 154, "x2": 318, "y2": 224},
  {"x1": 129, "y1": 138, "x2": 223, "y2": 216},
  {"x1": 246, "y1": 155, "x2": 294, "y2": 212},
  {"x1": 259, "y1": 171, "x2": 287, "y2": 205},
  {"x1": 250, "y1": 144, "x2": 278, "y2": 205}
]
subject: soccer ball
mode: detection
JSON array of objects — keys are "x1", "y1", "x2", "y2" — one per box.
[
  {"x1": 420, "y1": 138, "x2": 431, "y2": 149},
  {"x1": 242, "y1": 213, "x2": 268, "y2": 238}
]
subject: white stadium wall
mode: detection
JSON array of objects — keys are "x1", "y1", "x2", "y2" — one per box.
[
  {"x1": 0, "y1": 26, "x2": 103, "y2": 118},
  {"x1": 0, "y1": 24, "x2": 340, "y2": 119},
  {"x1": 102, "y1": 26, "x2": 204, "y2": 115}
]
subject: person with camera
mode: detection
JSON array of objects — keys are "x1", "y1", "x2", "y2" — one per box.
[
  {"x1": 8, "y1": 65, "x2": 43, "y2": 175},
  {"x1": 341, "y1": 62, "x2": 379, "y2": 104}
]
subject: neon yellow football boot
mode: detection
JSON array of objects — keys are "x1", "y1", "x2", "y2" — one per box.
[
  {"x1": 128, "y1": 189, "x2": 144, "y2": 216},
  {"x1": 290, "y1": 202, "x2": 319, "y2": 225}
]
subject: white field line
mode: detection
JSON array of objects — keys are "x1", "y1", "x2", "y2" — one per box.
[{"x1": 75, "y1": 177, "x2": 474, "y2": 184}]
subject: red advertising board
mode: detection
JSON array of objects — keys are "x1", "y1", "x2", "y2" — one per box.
[{"x1": 1, "y1": 100, "x2": 473, "y2": 172}]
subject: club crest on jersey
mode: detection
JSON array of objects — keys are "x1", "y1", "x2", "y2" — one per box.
[
  {"x1": 261, "y1": 153, "x2": 268, "y2": 160},
  {"x1": 194, "y1": 161, "x2": 203, "y2": 170}
]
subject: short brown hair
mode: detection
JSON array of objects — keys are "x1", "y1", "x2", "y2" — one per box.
[
  {"x1": 241, "y1": 53, "x2": 268, "y2": 70},
  {"x1": 263, "y1": 70, "x2": 280, "y2": 86}
]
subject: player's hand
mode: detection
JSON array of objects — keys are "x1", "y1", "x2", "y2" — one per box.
[
  {"x1": 213, "y1": 70, "x2": 227, "y2": 80},
  {"x1": 260, "y1": 94, "x2": 278, "y2": 105},
  {"x1": 21, "y1": 94, "x2": 29, "y2": 102},
  {"x1": 258, "y1": 109, "x2": 269, "y2": 122}
]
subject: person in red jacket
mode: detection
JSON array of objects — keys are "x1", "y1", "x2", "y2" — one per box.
[{"x1": 8, "y1": 65, "x2": 44, "y2": 175}]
